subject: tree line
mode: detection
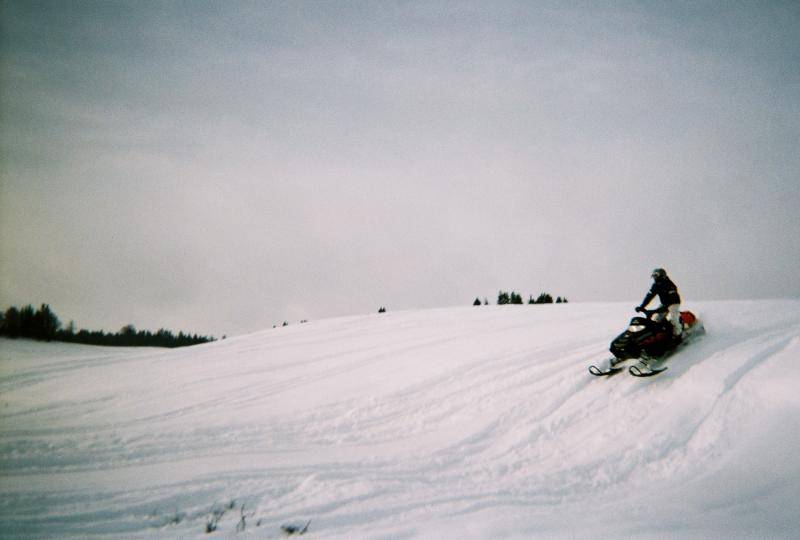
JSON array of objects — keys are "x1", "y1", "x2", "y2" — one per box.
[
  {"x1": 473, "y1": 291, "x2": 569, "y2": 306},
  {"x1": 0, "y1": 304, "x2": 214, "y2": 348}
]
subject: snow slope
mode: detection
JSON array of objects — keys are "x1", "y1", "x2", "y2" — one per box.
[{"x1": 2, "y1": 300, "x2": 800, "y2": 539}]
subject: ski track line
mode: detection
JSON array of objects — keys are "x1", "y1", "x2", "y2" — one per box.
[
  {"x1": 259, "y1": 344, "x2": 580, "y2": 450},
  {"x1": 2, "y1": 336, "x2": 589, "y2": 472},
  {"x1": 21, "y1": 335, "x2": 420, "y2": 432},
  {"x1": 0, "y1": 351, "x2": 158, "y2": 393},
  {"x1": 674, "y1": 333, "x2": 800, "y2": 465},
  {"x1": 200, "y1": 332, "x2": 595, "y2": 421},
  {"x1": 2, "y1": 337, "x2": 608, "y2": 481},
  {"x1": 204, "y1": 334, "x2": 484, "y2": 416},
  {"x1": 721, "y1": 335, "x2": 796, "y2": 393}
]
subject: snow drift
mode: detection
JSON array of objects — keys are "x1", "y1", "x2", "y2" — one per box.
[{"x1": 1, "y1": 300, "x2": 799, "y2": 539}]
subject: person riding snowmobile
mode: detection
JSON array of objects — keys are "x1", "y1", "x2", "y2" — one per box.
[
  {"x1": 636, "y1": 268, "x2": 682, "y2": 340},
  {"x1": 589, "y1": 270, "x2": 703, "y2": 377}
]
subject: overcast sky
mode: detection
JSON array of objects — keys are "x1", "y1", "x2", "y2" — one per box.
[{"x1": 2, "y1": 1, "x2": 799, "y2": 337}]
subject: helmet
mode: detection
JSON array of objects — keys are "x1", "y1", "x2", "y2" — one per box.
[{"x1": 651, "y1": 268, "x2": 666, "y2": 280}]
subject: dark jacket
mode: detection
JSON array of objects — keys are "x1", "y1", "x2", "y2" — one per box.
[{"x1": 640, "y1": 276, "x2": 681, "y2": 308}]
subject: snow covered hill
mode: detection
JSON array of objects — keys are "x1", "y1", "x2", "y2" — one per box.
[{"x1": 2, "y1": 300, "x2": 800, "y2": 539}]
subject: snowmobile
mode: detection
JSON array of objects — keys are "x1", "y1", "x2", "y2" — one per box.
[{"x1": 588, "y1": 308, "x2": 704, "y2": 377}]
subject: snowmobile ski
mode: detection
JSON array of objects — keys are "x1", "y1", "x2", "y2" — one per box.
[
  {"x1": 628, "y1": 364, "x2": 668, "y2": 377},
  {"x1": 588, "y1": 364, "x2": 624, "y2": 377}
]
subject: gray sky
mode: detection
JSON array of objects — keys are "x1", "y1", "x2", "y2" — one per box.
[{"x1": 2, "y1": 1, "x2": 799, "y2": 337}]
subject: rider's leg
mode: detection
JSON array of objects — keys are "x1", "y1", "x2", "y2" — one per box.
[{"x1": 667, "y1": 304, "x2": 682, "y2": 336}]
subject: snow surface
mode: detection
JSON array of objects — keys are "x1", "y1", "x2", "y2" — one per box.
[{"x1": 2, "y1": 300, "x2": 800, "y2": 539}]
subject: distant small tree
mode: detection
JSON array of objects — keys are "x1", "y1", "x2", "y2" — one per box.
[
  {"x1": 497, "y1": 291, "x2": 510, "y2": 305},
  {"x1": 535, "y1": 293, "x2": 554, "y2": 304},
  {"x1": 510, "y1": 292, "x2": 523, "y2": 304},
  {"x1": 378, "y1": 307, "x2": 386, "y2": 313},
  {"x1": 484, "y1": 298, "x2": 489, "y2": 305},
  {"x1": 473, "y1": 297, "x2": 482, "y2": 306}
]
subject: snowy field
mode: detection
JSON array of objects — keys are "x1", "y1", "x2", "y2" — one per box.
[{"x1": 2, "y1": 300, "x2": 800, "y2": 539}]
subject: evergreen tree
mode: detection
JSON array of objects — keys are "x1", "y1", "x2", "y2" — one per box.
[
  {"x1": 120, "y1": 324, "x2": 136, "y2": 346},
  {"x1": 32, "y1": 304, "x2": 60, "y2": 340},
  {"x1": 19, "y1": 305, "x2": 35, "y2": 337},
  {"x1": 63, "y1": 320, "x2": 76, "y2": 340},
  {"x1": 497, "y1": 291, "x2": 510, "y2": 305},
  {"x1": 473, "y1": 297, "x2": 482, "y2": 306},
  {"x1": 2, "y1": 307, "x2": 21, "y2": 337}
]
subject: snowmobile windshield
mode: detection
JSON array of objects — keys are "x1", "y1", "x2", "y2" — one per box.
[{"x1": 627, "y1": 316, "x2": 651, "y2": 332}]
